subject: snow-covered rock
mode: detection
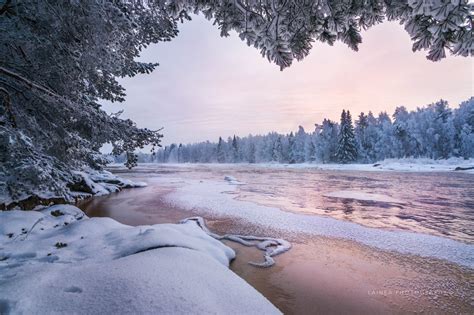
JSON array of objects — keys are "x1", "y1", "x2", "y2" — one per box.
[
  {"x1": 224, "y1": 175, "x2": 245, "y2": 185},
  {"x1": 0, "y1": 206, "x2": 280, "y2": 314}
]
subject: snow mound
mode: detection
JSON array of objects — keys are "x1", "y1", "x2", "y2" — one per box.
[
  {"x1": 182, "y1": 217, "x2": 291, "y2": 268},
  {"x1": 0, "y1": 206, "x2": 280, "y2": 314},
  {"x1": 73, "y1": 170, "x2": 147, "y2": 197},
  {"x1": 323, "y1": 190, "x2": 406, "y2": 204}
]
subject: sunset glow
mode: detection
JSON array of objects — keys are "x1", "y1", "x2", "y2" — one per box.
[{"x1": 103, "y1": 14, "x2": 473, "y2": 145}]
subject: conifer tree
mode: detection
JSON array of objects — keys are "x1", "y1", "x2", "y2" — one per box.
[
  {"x1": 355, "y1": 112, "x2": 370, "y2": 162},
  {"x1": 336, "y1": 110, "x2": 358, "y2": 163},
  {"x1": 216, "y1": 137, "x2": 226, "y2": 163},
  {"x1": 272, "y1": 136, "x2": 284, "y2": 163},
  {"x1": 288, "y1": 132, "x2": 296, "y2": 164},
  {"x1": 248, "y1": 142, "x2": 256, "y2": 164},
  {"x1": 231, "y1": 135, "x2": 239, "y2": 163}
]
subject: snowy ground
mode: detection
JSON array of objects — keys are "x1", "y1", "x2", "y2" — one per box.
[
  {"x1": 163, "y1": 177, "x2": 474, "y2": 269},
  {"x1": 0, "y1": 205, "x2": 280, "y2": 314},
  {"x1": 137, "y1": 157, "x2": 474, "y2": 173},
  {"x1": 300, "y1": 157, "x2": 474, "y2": 173}
]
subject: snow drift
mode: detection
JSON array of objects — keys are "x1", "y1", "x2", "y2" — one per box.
[{"x1": 0, "y1": 206, "x2": 280, "y2": 314}]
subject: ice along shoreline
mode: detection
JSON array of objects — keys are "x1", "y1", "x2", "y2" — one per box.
[{"x1": 163, "y1": 178, "x2": 474, "y2": 269}]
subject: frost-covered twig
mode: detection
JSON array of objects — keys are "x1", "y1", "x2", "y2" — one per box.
[
  {"x1": 13, "y1": 218, "x2": 44, "y2": 241},
  {"x1": 180, "y1": 217, "x2": 291, "y2": 268}
]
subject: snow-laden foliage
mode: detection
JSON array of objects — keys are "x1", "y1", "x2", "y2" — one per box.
[
  {"x1": 144, "y1": 98, "x2": 474, "y2": 164},
  {"x1": 170, "y1": 0, "x2": 473, "y2": 68},
  {"x1": 0, "y1": 1, "x2": 176, "y2": 207},
  {"x1": 1, "y1": 0, "x2": 472, "y2": 207}
]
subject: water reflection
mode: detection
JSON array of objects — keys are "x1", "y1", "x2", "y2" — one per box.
[{"x1": 108, "y1": 164, "x2": 474, "y2": 244}]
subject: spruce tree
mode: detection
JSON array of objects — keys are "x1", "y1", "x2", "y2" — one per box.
[
  {"x1": 355, "y1": 112, "x2": 370, "y2": 162},
  {"x1": 288, "y1": 132, "x2": 296, "y2": 164},
  {"x1": 231, "y1": 135, "x2": 239, "y2": 163},
  {"x1": 336, "y1": 110, "x2": 358, "y2": 163},
  {"x1": 272, "y1": 136, "x2": 284, "y2": 163},
  {"x1": 216, "y1": 137, "x2": 226, "y2": 163}
]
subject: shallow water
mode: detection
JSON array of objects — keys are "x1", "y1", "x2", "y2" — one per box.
[
  {"x1": 109, "y1": 164, "x2": 474, "y2": 244},
  {"x1": 77, "y1": 164, "x2": 474, "y2": 314}
]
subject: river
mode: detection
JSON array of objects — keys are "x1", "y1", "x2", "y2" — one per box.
[{"x1": 77, "y1": 164, "x2": 474, "y2": 314}]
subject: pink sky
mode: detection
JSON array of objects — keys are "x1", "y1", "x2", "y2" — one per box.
[{"x1": 103, "y1": 14, "x2": 473, "y2": 146}]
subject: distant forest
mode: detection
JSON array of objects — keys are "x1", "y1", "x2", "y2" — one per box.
[{"x1": 113, "y1": 98, "x2": 474, "y2": 165}]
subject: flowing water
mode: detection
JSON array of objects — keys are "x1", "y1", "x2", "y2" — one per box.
[
  {"x1": 106, "y1": 164, "x2": 474, "y2": 244},
  {"x1": 77, "y1": 164, "x2": 474, "y2": 314}
]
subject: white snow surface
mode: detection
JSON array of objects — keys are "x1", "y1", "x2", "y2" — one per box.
[
  {"x1": 164, "y1": 179, "x2": 474, "y2": 269},
  {"x1": 0, "y1": 205, "x2": 280, "y2": 314},
  {"x1": 181, "y1": 217, "x2": 291, "y2": 268},
  {"x1": 323, "y1": 190, "x2": 406, "y2": 204},
  {"x1": 261, "y1": 157, "x2": 474, "y2": 173},
  {"x1": 152, "y1": 157, "x2": 474, "y2": 173},
  {"x1": 74, "y1": 170, "x2": 147, "y2": 197}
]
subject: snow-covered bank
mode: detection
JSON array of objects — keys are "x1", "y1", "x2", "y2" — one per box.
[
  {"x1": 305, "y1": 158, "x2": 474, "y2": 173},
  {"x1": 164, "y1": 179, "x2": 474, "y2": 269},
  {"x1": 0, "y1": 206, "x2": 280, "y2": 314},
  {"x1": 142, "y1": 157, "x2": 474, "y2": 173},
  {"x1": 1, "y1": 169, "x2": 147, "y2": 210}
]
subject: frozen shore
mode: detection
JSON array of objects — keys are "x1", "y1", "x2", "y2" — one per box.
[
  {"x1": 133, "y1": 157, "x2": 474, "y2": 173},
  {"x1": 0, "y1": 205, "x2": 280, "y2": 314},
  {"x1": 164, "y1": 178, "x2": 474, "y2": 269},
  {"x1": 77, "y1": 168, "x2": 474, "y2": 314}
]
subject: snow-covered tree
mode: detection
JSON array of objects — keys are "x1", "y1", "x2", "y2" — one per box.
[
  {"x1": 150, "y1": 98, "x2": 473, "y2": 165},
  {"x1": 392, "y1": 106, "x2": 413, "y2": 158},
  {"x1": 336, "y1": 110, "x2": 358, "y2": 163},
  {"x1": 272, "y1": 136, "x2": 284, "y2": 163},
  {"x1": 374, "y1": 112, "x2": 395, "y2": 160},
  {"x1": 287, "y1": 132, "x2": 296, "y2": 163},
  {"x1": 313, "y1": 119, "x2": 339, "y2": 163},
  {"x1": 1, "y1": 1, "x2": 180, "y2": 207},
  {"x1": 453, "y1": 98, "x2": 474, "y2": 158},
  {"x1": 231, "y1": 135, "x2": 240, "y2": 163},
  {"x1": 247, "y1": 141, "x2": 257, "y2": 164},
  {"x1": 290, "y1": 126, "x2": 307, "y2": 163},
  {"x1": 216, "y1": 137, "x2": 226, "y2": 163},
  {"x1": 355, "y1": 112, "x2": 370, "y2": 162}
]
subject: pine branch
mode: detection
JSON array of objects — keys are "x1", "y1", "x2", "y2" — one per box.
[{"x1": 0, "y1": 66, "x2": 60, "y2": 99}]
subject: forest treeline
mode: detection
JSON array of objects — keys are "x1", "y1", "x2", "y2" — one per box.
[{"x1": 114, "y1": 98, "x2": 474, "y2": 165}]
